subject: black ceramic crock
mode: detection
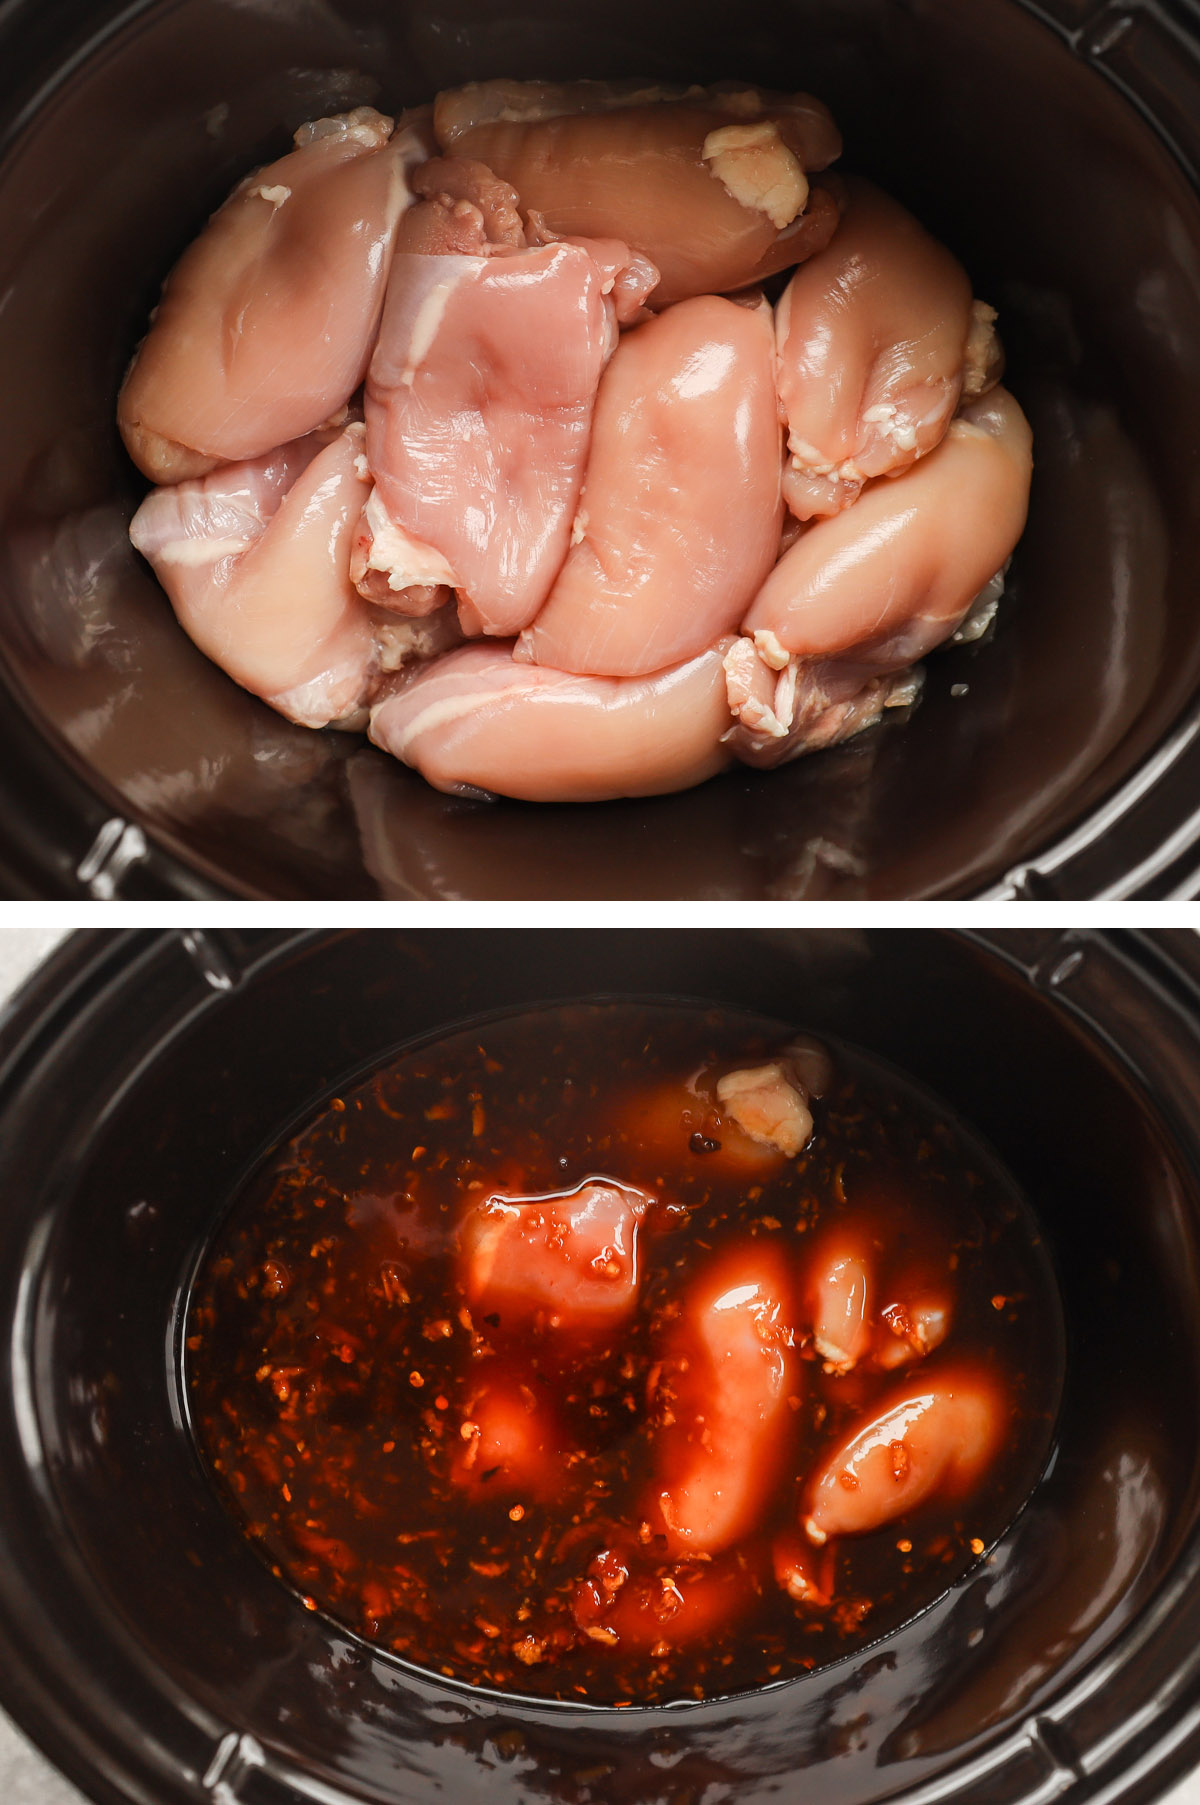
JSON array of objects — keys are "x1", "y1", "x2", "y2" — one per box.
[
  {"x1": 1, "y1": 3, "x2": 1200, "y2": 898},
  {"x1": 1, "y1": 927, "x2": 1200, "y2": 1805}
]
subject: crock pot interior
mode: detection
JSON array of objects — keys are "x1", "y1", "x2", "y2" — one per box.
[
  {"x1": 3, "y1": 928, "x2": 1200, "y2": 1805},
  {"x1": 1, "y1": 1, "x2": 1199, "y2": 898}
]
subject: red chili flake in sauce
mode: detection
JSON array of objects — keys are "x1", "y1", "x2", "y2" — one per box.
[{"x1": 188, "y1": 1003, "x2": 1063, "y2": 1705}]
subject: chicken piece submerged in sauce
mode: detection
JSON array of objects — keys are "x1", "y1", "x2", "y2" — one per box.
[
  {"x1": 587, "y1": 1549, "x2": 760, "y2": 1652},
  {"x1": 715, "y1": 1061, "x2": 814, "y2": 1157},
  {"x1": 615, "y1": 1041, "x2": 828, "y2": 1175},
  {"x1": 801, "y1": 1207, "x2": 958, "y2": 1378},
  {"x1": 875, "y1": 1288, "x2": 953, "y2": 1369},
  {"x1": 803, "y1": 1371, "x2": 1005, "y2": 1544},
  {"x1": 649, "y1": 1246, "x2": 797, "y2": 1555},
  {"x1": 451, "y1": 1371, "x2": 564, "y2": 1499},
  {"x1": 188, "y1": 1003, "x2": 1062, "y2": 1705},
  {"x1": 806, "y1": 1230, "x2": 874, "y2": 1372},
  {"x1": 461, "y1": 1178, "x2": 652, "y2": 1329}
]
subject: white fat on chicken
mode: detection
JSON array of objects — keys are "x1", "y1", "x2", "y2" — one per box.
[
  {"x1": 715, "y1": 1061, "x2": 814, "y2": 1157},
  {"x1": 369, "y1": 638, "x2": 736, "y2": 802},
  {"x1": 119, "y1": 109, "x2": 431, "y2": 483},
  {"x1": 951, "y1": 564, "x2": 1009, "y2": 644},
  {"x1": 723, "y1": 637, "x2": 923, "y2": 769},
  {"x1": 372, "y1": 601, "x2": 464, "y2": 673},
  {"x1": 701, "y1": 120, "x2": 809, "y2": 229},
  {"x1": 129, "y1": 425, "x2": 376, "y2": 727},
  {"x1": 775, "y1": 179, "x2": 1002, "y2": 520},
  {"x1": 350, "y1": 485, "x2": 458, "y2": 614},
  {"x1": 962, "y1": 301, "x2": 1005, "y2": 399}
]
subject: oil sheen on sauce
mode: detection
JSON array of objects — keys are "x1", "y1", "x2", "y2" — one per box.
[{"x1": 186, "y1": 1003, "x2": 1064, "y2": 1705}]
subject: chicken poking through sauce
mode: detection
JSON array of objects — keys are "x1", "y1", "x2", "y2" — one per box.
[{"x1": 188, "y1": 1003, "x2": 1063, "y2": 1704}]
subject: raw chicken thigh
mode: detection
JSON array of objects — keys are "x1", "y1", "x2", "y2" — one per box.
[
  {"x1": 722, "y1": 645, "x2": 921, "y2": 771},
  {"x1": 129, "y1": 427, "x2": 376, "y2": 727},
  {"x1": 121, "y1": 73, "x2": 1035, "y2": 806},
  {"x1": 743, "y1": 387, "x2": 1032, "y2": 667},
  {"x1": 518, "y1": 294, "x2": 782, "y2": 674},
  {"x1": 775, "y1": 178, "x2": 1001, "y2": 518},
  {"x1": 433, "y1": 80, "x2": 843, "y2": 307},
  {"x1": 119, "y1": 110, "x2": 427, "y2": 483},
  {"x1": 726, "y1": 386, "x2": 1032, "y2": 764},
  {"x1": 365, "y1": 221, "x2": 618, "y2": 634},
  {"x1": 359, "y1": 156, "x2": 656, "y2": 634},
  {"x1": 368, "y1": 639, "x2": 735, "y2": 801}
]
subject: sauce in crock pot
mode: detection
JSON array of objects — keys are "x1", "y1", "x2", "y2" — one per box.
[{"x1": 186, "y1": 1002, "x2": 1063, "y2": 1704}]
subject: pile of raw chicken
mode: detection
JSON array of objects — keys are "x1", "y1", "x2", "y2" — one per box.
[{"x1": 120, "y1": 80, "x2": 1033, "y2": 803}]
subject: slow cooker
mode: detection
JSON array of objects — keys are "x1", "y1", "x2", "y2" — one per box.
[
  {"x1": 1, "y1": 926, "x2": 1200, "y2": 1805},
  {"x1": 1, "y1": 1, "x2": 1199, "y2": 898}
]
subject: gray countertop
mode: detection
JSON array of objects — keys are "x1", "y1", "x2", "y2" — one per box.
[
  {"x1": 0, "y1": 927, "x2": 1197, "y2": 1805},
  {"x1": 0, "y1": 930, "x2": 86, "y2": 1803}
]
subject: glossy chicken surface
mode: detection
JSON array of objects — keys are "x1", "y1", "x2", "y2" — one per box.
[
  {"x1": 804, "y1": 1371, "x2": 1003, "y2": 1543},
  {"x1": 368, "y1": 639, "x2": 735, "y2": 801},
  {"x1": 649, "y1": 1246, "x2": 797, "y2": 1555},
  {"x1": 119, "y1": 110, "x2": 425, "y2": 482},
  {"x1": 776, "y1": 178, "x2": 999, "y2": 519},
  {"x1": 365, "y1": 232, "x2": 615, "y2": 636},
  {"x1": 434, "y1": 81, "x2": 843, "y2": 307},
  {"x1": 122, "y1": 80, "x2": 1033, "y2": 801},
  {"x1": 189, "y1": 1003, "x2": 1063, "y2": 1704},
  {"x1": 516, "y1": 295, "x2": 782, "y2": 675},
  {"x1": 129, "y1": 427, "x2": 376, "y2": 727},
  {"x1": 462, "y1": 1178, "x2": 652, "y2": 1329},
  {"x1": 743, "y1": 387, "x2": 1033, "y2": 667}
]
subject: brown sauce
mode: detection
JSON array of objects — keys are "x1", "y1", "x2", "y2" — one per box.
[{"x1": 186, "y1": 1002, "x2": 1064, "y2": 1705}]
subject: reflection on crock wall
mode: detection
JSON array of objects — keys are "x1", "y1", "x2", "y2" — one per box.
[
  {"x1": 0, "y1": 0, "x2": 1195, "y2": 898},
  {"x1": 887, "y1": 1426, "x2": 1168, "y2": 1756}
]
